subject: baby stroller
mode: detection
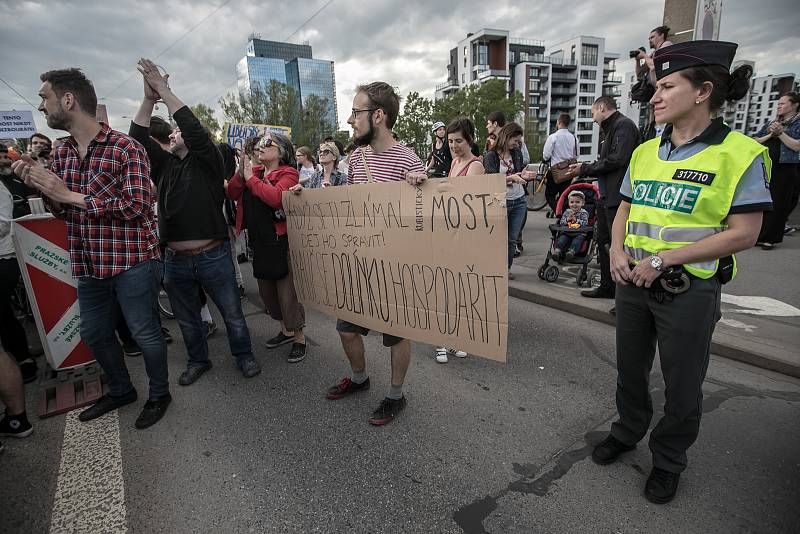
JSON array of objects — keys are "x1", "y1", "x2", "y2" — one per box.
[{"x1": 537, "y1": 180, "x2": 601, "y2": 287}]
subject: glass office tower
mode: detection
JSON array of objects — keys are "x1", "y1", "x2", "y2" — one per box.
[{"x1": 237, "y1": 38, "x2": 338, "y2": 128}]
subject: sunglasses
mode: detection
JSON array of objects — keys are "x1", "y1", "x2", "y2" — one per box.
[
  {"x1": 258, "y1": 138, "x2": 274, "y2": 149},
  {"x1": 318, "y1": 149, "x2": 333, "y2": 156}
]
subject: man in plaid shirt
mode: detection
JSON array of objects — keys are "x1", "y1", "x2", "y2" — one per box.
[{"x1": 12, "y1": 69, "x2": 170, "y2": 429}]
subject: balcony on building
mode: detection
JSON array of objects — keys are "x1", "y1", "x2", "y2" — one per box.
[
  {"x1": 550, "y1": 99, "x2": 574, "y2": 109},
  {"x1": 603, "y1": 87, "x2": 622, "y2": 98},
  {"x1": 551, "y1": 86, "x2": 577, "y2": 97},
  {"x1": 436, "y1": 79, "x2": 460, "y2": 95},
  {"x1": 552, "y1": 72, "x2": 578, "y2": 83},
  {"x1": 602, "y1": 73, "x2": 623, "y2": 84}
]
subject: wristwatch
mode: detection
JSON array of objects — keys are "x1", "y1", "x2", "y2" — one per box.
[{"x1": 650, "y1": 254, "x2": 663, "y2": 271}]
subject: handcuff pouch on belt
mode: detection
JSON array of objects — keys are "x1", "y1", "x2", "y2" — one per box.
[{"x1": 639, "y1": 265, "x2": 692, "y2": 304}]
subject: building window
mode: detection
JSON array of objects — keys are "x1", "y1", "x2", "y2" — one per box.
[
  {"x1": 580, "y1": 70, "x2": 595, "y2": 80},
  {"x1": 578, "y1": 109, "x2": 592, "y2": 119},
  {"x1": 579, "y1": 83, "x2": 596, "y2": 93},
  {"x1": 461, "y1": 73, "x2": 465, "y2": 84},
  {"x1": 478, "y1": 44, "x2": 488, "y2": 66},
  {"x1": 577, "y1": 121, "x2": 593, "y2": 132},
  {"x1": 581, "y1": 44, "x2": 598, "y2": 66},
  {"x1": 578, "y1": 134, "x2": 592, "y2": 143},
  {"x1": 578, "y1": 96, "x2": 593, "y2": 106},
  {"x1": 529, "y1": 79, "x2": 539, "y2": 91},
  {"x1": 570, "y1": 45, "x2": 576, "y2": 64},
  {"x1": 579, "y1": 146, "x2": 593, "y2": 155}
]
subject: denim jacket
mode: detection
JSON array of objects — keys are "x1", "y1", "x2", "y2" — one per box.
[
  {"x1": 306, "y1": 168, "x2": 347, "y2": 189},
  {"x1": 754, "y1": 117, "x2": 800, "y2": 164}
]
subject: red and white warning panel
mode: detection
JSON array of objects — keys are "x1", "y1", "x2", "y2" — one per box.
[{"x1": 12, "y1": 214, "x2": 95, "y2": 370}]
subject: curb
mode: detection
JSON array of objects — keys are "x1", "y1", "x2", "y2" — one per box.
[{"x1": 509, "y1": 284, "x2": 800, "y2": 379}]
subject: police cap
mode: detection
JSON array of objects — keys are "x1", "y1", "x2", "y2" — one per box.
[{"x1": 652, "y1": 40, "x2": 738, "y2": 81}]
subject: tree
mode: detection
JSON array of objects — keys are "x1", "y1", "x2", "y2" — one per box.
[
  {"x1": 190, "y1": 103, "x2": 222, "y2": 142},
  {"x1": 393, "y1": 91, "x2": 433, "y2": 160},
  {"x1": 219, "y1": 80, "x2": 335, "y2": 148}
]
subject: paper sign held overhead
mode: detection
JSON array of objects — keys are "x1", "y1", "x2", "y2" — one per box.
[{"x1": 0, "y1": 110, "x2": 37, "y2": 138}]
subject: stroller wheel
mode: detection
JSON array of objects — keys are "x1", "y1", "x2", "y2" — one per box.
[
  {"x1": 537, "y1": 265, "x2": 547, "y2": 280},
  {"x1": 544, "y1": 265, "x2": 559, "y2": 283}
]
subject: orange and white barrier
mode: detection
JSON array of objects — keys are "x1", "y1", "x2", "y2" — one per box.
[{"x1": 12, "y1": 214, "x2": 94, "y2": 370}]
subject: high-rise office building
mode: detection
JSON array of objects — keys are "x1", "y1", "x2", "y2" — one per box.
[
  {"x1": 237, "y1": 36, "x2": 338, "y2": 128},
  {"x1": 435, "y1": 30, "x2": 621, "y2": 160}
]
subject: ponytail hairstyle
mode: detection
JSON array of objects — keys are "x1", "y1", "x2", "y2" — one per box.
[{"x1": 680, "y1": 63, "x2": 752, "y2": 113}]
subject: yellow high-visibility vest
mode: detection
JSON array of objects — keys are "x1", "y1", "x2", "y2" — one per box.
[{"x1": 624, "y1": 131, "x2": 771, "y2": 280}]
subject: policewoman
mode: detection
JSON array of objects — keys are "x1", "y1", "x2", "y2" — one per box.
[{"x1": 591, "y1": 41, "x2": 772, "y2": 504}]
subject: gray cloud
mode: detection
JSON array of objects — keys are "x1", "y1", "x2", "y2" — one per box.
[{"x1": 0, "y1": 0, "x2": 796, "y2": 140}]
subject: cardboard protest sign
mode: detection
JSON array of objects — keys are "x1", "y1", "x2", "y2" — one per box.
[
  {"x1": 224, "y1": 123, "x2": 292, "y2": 151},
  {"x1": 283, "y1": 174, "x2": 509, "y2": 362},
  {"x1": 0, "y1": 111, "x2": 36, "y2": 138}
]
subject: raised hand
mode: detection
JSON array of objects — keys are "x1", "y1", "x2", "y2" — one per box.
[{"x1": 137, "y1": 58, "x2": 170, "y2": 98}]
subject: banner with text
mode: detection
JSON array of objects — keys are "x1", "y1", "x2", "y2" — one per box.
[
  {"x1": 283, "y1": 174, "x2": 509, "y2": 362},
  {"x1": 0, "y1": 110, "x2": 36, "y2": 138},
  {"x1": 224, "y1": 123, "x2": 292, "y2": 151}
]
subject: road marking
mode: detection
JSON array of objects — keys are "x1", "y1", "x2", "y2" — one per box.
[
  {"x1": 721, "y1": 294, "x2": 800, "y2": 317},
  {"x1": 49, "y1": 411, "x2": 127, "y2": 534},
  {"x1": 719, "y1": 318, "x2": 758, "y2": 332}
]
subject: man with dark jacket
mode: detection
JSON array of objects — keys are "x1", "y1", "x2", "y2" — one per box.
[
  {"x1": 569, "y1": 96, "x2": 640, "y2": 298},
  {"x1": 130, "y1": 58, "x2": 260, "y2": 384}
]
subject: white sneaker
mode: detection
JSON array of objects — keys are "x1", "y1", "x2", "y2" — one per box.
[
  {"x1": 435, "y1": 347, "x2": 448, "y2": 363},
  {"x1": 450, "y1": 349, "x2": 467, "y2": 358}
]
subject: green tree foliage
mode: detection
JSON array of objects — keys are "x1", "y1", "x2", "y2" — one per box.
[
  {"x1": 219, "y1": 80, "x2": 336, "y2": 148},
  {"x1": 189, "y1": 103, "x2": 222, "y2": 142},
  {"x1": 393, "y1": 91, "x2": 433, "y2": 160},
  {"x1": 394, "y1": 79, "x2": 525, "y2": 161}
]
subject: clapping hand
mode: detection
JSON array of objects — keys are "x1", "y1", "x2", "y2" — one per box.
[
  {"x1": 768, "y1": 122, "x2": 784, "y2": 137},
  {"x1": 137, "y1": 59, "x2": 170, "y2": 101},
  {"x1": 12, "y1": 156, "x2": 74, "y2": 203}
]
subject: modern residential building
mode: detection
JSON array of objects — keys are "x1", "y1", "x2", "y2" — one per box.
[
  {"x1": 237, "y1": 36, "x2": 338, "y2": 128},
  {"x1": 743, "y1": 73, "x2": 796, "y2": 136},
  {"x1": 435, "y1": 30, "x2": 622, "y2": 160}
]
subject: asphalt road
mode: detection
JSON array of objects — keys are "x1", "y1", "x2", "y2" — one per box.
[{"x1": 2, "y1": 267, "x2": 799, "y2": 534}]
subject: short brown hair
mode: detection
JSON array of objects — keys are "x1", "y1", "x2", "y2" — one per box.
[
  {"x1": 356, "y1": 82, "x2": 400, "y2": 128},
  {"x1": 593, "y1": 96, "x2": 617, "y2": 111},
  {"x1": 446, "y1": 117, "x2": 476, "y2": 146},
  {"x1": 40, "y1": 68, "x2": 97, "y2": 116},
  {"x1": 149, "y1": 116, "x2": 172, "y2": 145},
  {"x1": 557, "y1": 113, "x2": 572, "y2": 127}
]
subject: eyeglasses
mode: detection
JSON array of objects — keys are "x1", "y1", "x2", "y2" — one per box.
[
  {"x1": 350, "y1": 108, "x2": 376, "y2": 119},
  {"x1": 258, "y1": 138, "x2": 274, "y2": 149}
]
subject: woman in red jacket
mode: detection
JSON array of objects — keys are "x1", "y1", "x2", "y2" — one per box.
[{"x1": 227, "y1": 133, "x2": 306, "y2": 363}]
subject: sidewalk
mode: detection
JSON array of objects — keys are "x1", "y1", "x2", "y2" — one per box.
[{"x1": 510, "y1": 209, "x2": 800, "y2": 378}]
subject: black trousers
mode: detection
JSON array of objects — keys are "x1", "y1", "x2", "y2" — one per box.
[
  {"x1": 545, "y1": 173, "x2": 571, "y2": 212},
  {"x1": 594, "y1": 201, "x2": 618, "y2": 292},
  {"x1": 0, "y1": 258, "x2": 32, "y2": 362},
  {"x1": 611, "y1": 276, "x2": 721, "y2": 473},
  {"x1": 759, "y1": 163, "x2": 799, "y2": 244}
]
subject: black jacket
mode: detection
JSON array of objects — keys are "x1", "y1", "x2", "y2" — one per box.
[
  {"x1": 579, "y1": 111, "x2": 639, "y2": 208},
  {"x1": 483, "y1": 146, "x2": 525, "y2": 174},
  {"x1": 129, "y1": 106, "x2": 228, "y2": 242}
]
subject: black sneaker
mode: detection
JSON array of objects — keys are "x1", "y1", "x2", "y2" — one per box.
[
  {"x1": 19, "y1": 359, "x2": 38, "y2": 384},
  {"x1": 266, "y1": 332, "x2": 294, "y2": 349},
  {"x1": 178, "y1": 362, "x2": 213, "y2": 386},
  {"x1": 78, "y1": 390, "x2": 138, "y2": 422},
  {"x1": 645, "y1": 467, "x2": 680, "y2": 504},
  {"x1": 135, "y1": 394, "x2": 172, "y2": 430},
  {"x1": 122, "y1": 341, "x2": 142, "y2": 357},
  {"x1": 287, "y1": 343, "x2": 306, "y2": 363},
  {"x1": 0, "y1": 413, "x2": 33, "y2": 438},
  {"x1": 238, "y1": 357, "x2": 261, "y2": 378},
  {"x1": 368, "y1": 396, "x2": 406, "y2": 426},
  {"x1": 591, "y1": 434, "x2": 635, "y2": 465},
  {"x1": 326, "y1": 376, "x2": 370, "y2": 400}
]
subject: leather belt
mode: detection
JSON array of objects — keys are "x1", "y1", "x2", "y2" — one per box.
[{"x1": 168, "y1": 239, "x2": 224, "y2": 257}]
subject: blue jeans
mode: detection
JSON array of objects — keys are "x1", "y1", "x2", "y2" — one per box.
[
  {"x1": 78, "y1": 260, "x2": 168, "y2": 400},
  {"x1": 163, "y1": 242, "x2": 253, "y2": 368},
  {"x1": 555, "y1": 233, "x2": 586, "y2": 254},
  {"x1": 507, "y1": 197, "x2": 527, "y2": 268}
]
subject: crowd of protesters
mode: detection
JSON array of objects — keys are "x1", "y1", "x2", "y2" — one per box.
[{"x1": 0, "y1": 37, "x2": 798, "y2": 505}]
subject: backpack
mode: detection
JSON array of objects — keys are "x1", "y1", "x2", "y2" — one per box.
[{"x1": 629, "y1": 78, "x2": 655, "y2": 104}]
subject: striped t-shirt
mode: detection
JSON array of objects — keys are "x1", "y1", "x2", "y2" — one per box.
[{"x1": 347, "y1": 144, "x2": 424, "y2": 185}]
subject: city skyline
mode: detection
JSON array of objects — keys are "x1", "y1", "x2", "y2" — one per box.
[{"x1": 1, "y1": 0, "x2": 797, "y2": 141}]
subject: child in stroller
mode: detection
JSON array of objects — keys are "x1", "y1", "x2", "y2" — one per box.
[
  {"x1": 538, "y1": 181, "x2": 600, "y2": 286},
  {"x1": 553, "y1": 190, "x2": 589, "y2": 261}
]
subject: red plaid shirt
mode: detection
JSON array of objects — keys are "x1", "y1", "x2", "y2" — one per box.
[{"x1": 49, "y1": 124, "x2": 160, "y2": 279}]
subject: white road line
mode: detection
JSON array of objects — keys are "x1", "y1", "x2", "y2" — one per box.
[{"x1": 49, "y1": 411, "x2": 127, "y2": 534}]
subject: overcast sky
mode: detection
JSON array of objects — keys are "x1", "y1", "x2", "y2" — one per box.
[{"x1": 1, "y1": 0, "x2": 797, "y2": 140}]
